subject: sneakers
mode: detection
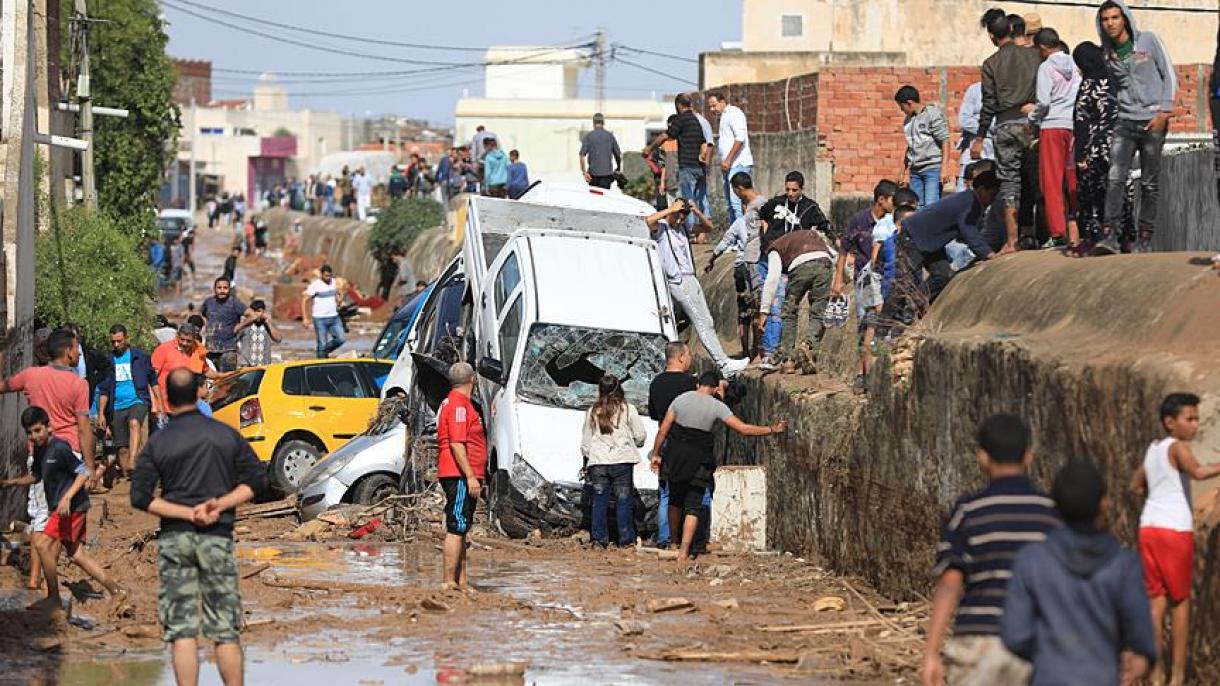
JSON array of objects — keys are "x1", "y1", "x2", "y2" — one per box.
[
  {"x1": 1089, "y1": 235, "x2": 1120, "y2": 256},
  {"x1": 756, "y1": 356, "x2": 777, "y2": 372},
  {"x1": 1041, "y1": 236, "x2": 1068, "y2": 250},
  {"x1": 720, "y1": 357, "x2": 750, "y2": 377},
  {"x1": 822, "y1": 296, "x2": 849, "y2": 328}
]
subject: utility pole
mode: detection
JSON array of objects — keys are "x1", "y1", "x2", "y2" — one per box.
[
  {"x1": 593, "y1": 29, "x2": 606, "y2": 116},
  {"x1": 73, "y1": 0, "x2": 96, "y2": 209},
  {"x1": 188, "y1": 99, "x2": 197, "y2": 212}
]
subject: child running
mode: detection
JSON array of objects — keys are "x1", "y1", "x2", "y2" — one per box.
[
  {"x1": 1130, "y1": 392, "x2": 1220, "y2": 686},
  {"x1": 0, "y1": 407, "x2": 129, "y2": 612}
]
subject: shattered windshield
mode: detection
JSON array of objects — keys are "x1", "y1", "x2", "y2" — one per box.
[{"x1": 515, "y1": 324, "x2": 667, "y2": 412}]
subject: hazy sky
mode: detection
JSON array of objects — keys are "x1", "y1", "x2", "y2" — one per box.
[{"x1": 161, "y1": 0, "x2": 742, "y2": 124}]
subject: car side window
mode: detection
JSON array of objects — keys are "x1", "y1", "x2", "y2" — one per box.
[
  {"x1": 358, "y1": 362, "x2": 393, "y2": 395},
  {"x1": 498, "y1": 293, "x2": 524, "y2": 376},
  {"x1": 282, "y1": 367, "x2": 306, "y2": 396},
  {"x1": 494, "y1": 251, "x2": 520, "y2": 314},
  {"x1": 304, "y1": 364, "x2": 362, "y2": 398}
]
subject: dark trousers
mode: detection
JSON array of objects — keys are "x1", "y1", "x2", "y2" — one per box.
[
  {"x1": 589, "y1": 463, "x2": 635, "y2": 546},
  {"x1": 882, "y1": 236, "x2": 954, "y2": 326},
  {"x1": 589, "y1": 175, "x2": 615, "y2": 189},
  {"x1": 1105, "y1": 119, "x2": 1166, "y2": 235}
]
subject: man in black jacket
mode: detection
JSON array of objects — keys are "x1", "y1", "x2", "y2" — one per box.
[{"x1": 131, "y1": 368, "x2": 266, "y2": 686}]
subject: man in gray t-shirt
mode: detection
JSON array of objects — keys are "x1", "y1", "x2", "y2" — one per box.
[
  {"x1": 650, "y1": 371, "x2": 786, "y2": 562},
  {"x1": 579, "y1": 113, "x2": 622, "y2": 189}
]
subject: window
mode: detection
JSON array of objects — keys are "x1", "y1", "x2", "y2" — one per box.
[
  {"x1": 781, "y1": 14, "x2": 803, "y2": 38},
  {"x1": 304, "y1": 364, "x2": 363, "y2": 398},
  {"x1": 497, "y1": 294, "x2": 524, "y2": 377},
  {"x1": 210, "y1": 370, "x2": 264, "y2": 413},
  {"x1": 358, "y1": 361, "x2": 394, "y2": 395},
  {"x1": 515, "y1": 324, "x2": 668, "y2": 412},
  {"x1": 494, "y1": 252, "x2": 521, "y2": 314},
  {"x1": 282, "y1": 367, "x2": 306, "y2": 396}
]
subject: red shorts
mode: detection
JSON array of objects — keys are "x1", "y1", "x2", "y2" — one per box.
[
  {"x1": 1139, "y1": 527, "x2": 1194, "y2": 602},
  {"x1": 45, "y1": 511, "x2": 87, "y2": 544}
]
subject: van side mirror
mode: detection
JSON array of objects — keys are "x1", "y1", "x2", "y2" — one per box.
[{"x1": 477, "y1": 357, "x2": 505, "y2": 385}]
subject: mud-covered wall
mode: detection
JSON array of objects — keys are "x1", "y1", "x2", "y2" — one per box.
[
  {"x1": 700, "y1": 252, "x2": 1220, "y2": 681},
  {"x1": 261, "y1": 209, "x2": 459, "y2": 294}
]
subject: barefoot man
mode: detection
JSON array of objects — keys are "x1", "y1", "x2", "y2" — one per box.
[{"x1": 437, "y1": 362, "x2": 487, "y2": 589}]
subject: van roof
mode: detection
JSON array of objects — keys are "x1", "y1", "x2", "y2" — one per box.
[
  {"x1": 522, "y1": 233, "x2": 665, "y2": 334},
  {"x1": 517, "y1": 182, "x2": 656, "y2": 217}
]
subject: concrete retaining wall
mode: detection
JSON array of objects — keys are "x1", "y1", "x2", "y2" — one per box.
[
  {"x1": 261, "y1": 209, "x2": 459, "y2": 296},
  {"x1": 699, "y1": 252, "x2": 1220, "y2": 680}
]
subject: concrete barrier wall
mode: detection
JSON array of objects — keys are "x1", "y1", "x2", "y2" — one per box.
[
  {"x1": 261, "y1": 209, "x2": 459, "y2": 296},
  {"x1": 699, "y1": 252, "x2": 1220, "y2": 680}
]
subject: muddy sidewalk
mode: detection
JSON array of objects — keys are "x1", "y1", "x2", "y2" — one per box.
[{"x1": 1, "y1": 483, "x2": 926, "y2": 684}]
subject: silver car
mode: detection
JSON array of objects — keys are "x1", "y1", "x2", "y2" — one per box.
[{"x1": 297, "y1": 416, "x2": 406, "y2": 522}]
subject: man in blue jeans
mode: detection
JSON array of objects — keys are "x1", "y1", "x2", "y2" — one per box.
[
  {"x1": 896, "y1": 85, "x2": 952, "y2": 207},
  {"x1": 643, "y1": 94, "x2": 711, "y2": 233},
  {"x1": 707, "y1": 91, "x2": 754, "y2": 224},
  {"x1": 302, "y1": 264, "x2": 346, "y2": 358}
]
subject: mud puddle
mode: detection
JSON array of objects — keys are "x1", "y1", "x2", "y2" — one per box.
[{"x1": 22, "y1": 542, "x2": 817, "y2": 685}]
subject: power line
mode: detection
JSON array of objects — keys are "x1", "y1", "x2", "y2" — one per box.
[
  {"x1": 160, "y1": 0, "x2": 462, "y2": 66},
  {"x1": 1002, "y1": 0, "x2": 1217, "y2": 11},
  {"x1": 614, "y1": 44, "x2": 699, "y2": 64},
  {"x1": 614, "y1": 56, "x2": 696, "y2": 85},
  {"x1": 167, "y1": 0, "x2": 508, "y2": 51}
]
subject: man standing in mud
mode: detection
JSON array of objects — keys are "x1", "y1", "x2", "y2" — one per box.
[
  {"x1": 437, "y1": 362, "x2": 487, "y2": 589},
  {"x1": 131, "y1": 369, "x2": 266, "y2": 686}
]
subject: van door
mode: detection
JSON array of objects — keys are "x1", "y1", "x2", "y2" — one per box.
[
  {"x1": 474, "y1": 245, "x2": 525, "y2": 444},
  {"x1": 461, "y1": 197, "x2": 488, "y2": 300}
]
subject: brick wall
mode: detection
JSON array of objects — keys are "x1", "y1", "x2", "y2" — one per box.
[
  {"x1": 703, "y1": 63, "x2": 1213, "y2": 197},
  {"x1": 172, "y1": 59, "x2": 212, "y2": 107}
]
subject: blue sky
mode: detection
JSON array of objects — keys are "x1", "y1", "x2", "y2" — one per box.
[{"x1": 162, "y1": 0, "x2": 742, "y2": 124}]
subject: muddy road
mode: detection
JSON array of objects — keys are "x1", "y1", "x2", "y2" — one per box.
[
  {"x1": 2, "y1": 482, "x2": 925, "y2": 684},
  {"x1": 0, "y1": 218, "x2": 926, "y2": 684}
]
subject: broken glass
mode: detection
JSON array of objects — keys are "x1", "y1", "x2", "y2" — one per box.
[{"x1": 515, "y1": 324, "x2": 667, "y2": 412}]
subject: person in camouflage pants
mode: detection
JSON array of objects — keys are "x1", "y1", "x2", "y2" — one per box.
[
  {"x1": 157, "y1": 532, "x2": 242, "y2": 643},
  {"x1": 131, "y1": 369, "x2": 266, "y2": 686}
]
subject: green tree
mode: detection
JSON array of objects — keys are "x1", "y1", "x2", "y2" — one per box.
[
  {"x1": 272, "y1": 126, "x2": 295, "y2": 138},
  {"x1": 36, "y1": 206, "x2": 155, "y2": 348},
  {"x1": 63, "y1": 0, "x2": 179, "y2": 232},
  {"x1": 368, "y1": 197, "x2": 445, "y2": 259}
]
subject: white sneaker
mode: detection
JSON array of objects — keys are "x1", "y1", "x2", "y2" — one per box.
[
  {"x1": 756, "y1": 356, "x2": 777, "y2": 371},
  {"x1": 720, "y1": 358, "x2": 750, "y2": 377}
]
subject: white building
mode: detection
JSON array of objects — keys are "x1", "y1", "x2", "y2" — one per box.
[
  {"x1": 176, "y1": 75, "x2": 345, "y2": 203},
  {"x1": 454, "y1": 46, "x2": 670, "y2": 182}
]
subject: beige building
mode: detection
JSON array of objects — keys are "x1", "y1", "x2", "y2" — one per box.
[
  {"x1": 455, "y1": 46, "x2": 670, "y2": 181},
  {"x1": 703, "y1": 0, "x2": 1218, "y2": 87},
  {"x1": 177, "y1": 75, "x2": 345, "y2": 202}
]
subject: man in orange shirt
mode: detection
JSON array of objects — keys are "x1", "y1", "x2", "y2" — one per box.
[
  {"x1": 436, "y1": 362, "x2": 486, "y2": 590},
  {"x1": 151, "y1": 324, "x2": 212, "y2": 424}
]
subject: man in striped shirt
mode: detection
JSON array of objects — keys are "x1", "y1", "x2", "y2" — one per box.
[{"x1": 921, "y1": 414, "x2": 1061, "y2": 686}]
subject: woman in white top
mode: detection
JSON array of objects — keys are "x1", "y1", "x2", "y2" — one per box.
[{"x1": 580, "y1": 375, "x2": 646, "y2": 548}]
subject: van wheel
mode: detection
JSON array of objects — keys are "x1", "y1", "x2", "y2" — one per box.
[
  {"x1": 489, "y1": 470, "x2": 534, "y2": 539},
  {"x1": 271, "y1": 439, "x2": 323, "y2": 493},
  {"x1": 352, "y1": 474, "x2": 400, "y2": 505}
]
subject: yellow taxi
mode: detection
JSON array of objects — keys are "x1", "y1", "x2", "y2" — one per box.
[{"x1": 210, "y1": 358, "x2": 393, "y2": 492}]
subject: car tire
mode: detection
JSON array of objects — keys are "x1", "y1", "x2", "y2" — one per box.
[
  {"x1": 489, "y1": 469, "x2": 535, "y2": 539},
  {"x1": 351, "y1": 474, "x2": 400, "y2": 505},
  {"x1": 271, "y1": 439, "x2": 324, "y2": 493}
]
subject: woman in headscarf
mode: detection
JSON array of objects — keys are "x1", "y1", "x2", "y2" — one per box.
[{"x1": 1073, "y1": 41, "x2": 1136, "y2": 256}]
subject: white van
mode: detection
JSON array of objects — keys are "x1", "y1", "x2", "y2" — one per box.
[
  {"x1": 516, "y1": 181, "x2": 656, "y2": 217},
  {"x1": 462, "y1": 196, "x2": 678, "y2": 536}
]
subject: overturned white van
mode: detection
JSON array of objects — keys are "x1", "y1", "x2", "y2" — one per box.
[{"x1": 456, "y1": 195, "x2": 678, "y2": 536}]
